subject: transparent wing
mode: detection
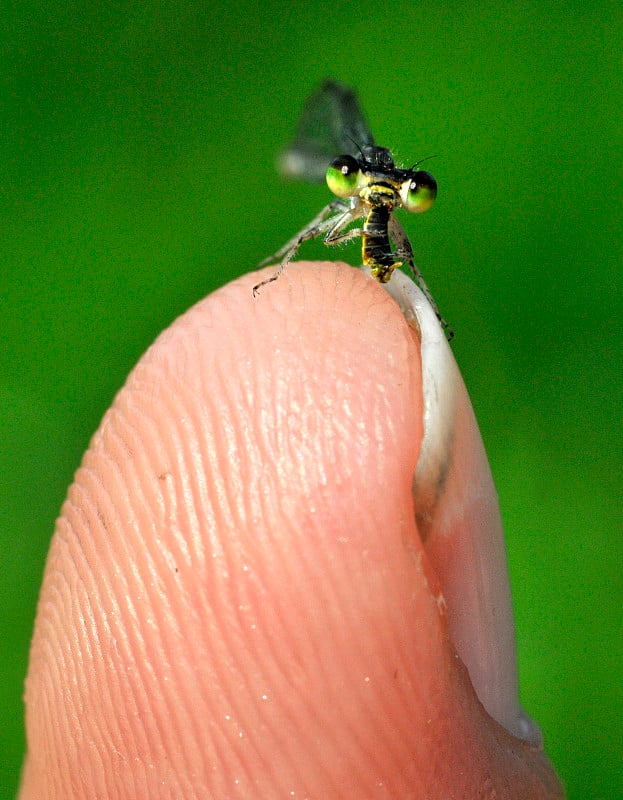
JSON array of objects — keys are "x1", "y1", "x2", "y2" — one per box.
[{"x1": 278, "y1": 79, "x2": 375, "y2": 183}]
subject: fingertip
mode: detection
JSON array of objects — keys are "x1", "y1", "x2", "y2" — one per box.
[
  {"x1": 21, "y1": 261, "x2": 428, "y2": 798},
  {"x1": 21, "y1": 261, "x2": 563, "y2": 798}
]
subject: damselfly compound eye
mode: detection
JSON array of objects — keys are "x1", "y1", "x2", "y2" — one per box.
[
  {"x1": 326, "y1": 155, "x2": 361, "y2": 197},
  {"x1": 401, "y1": 170, "x2": 438, "y2": 214}
]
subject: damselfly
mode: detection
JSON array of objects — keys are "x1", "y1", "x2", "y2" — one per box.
[{"x1": 254, "y1": 79, "x2": 452, "y2": 339}]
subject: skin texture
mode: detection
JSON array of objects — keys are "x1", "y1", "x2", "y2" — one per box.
[{"x1": 20, "y1": 261, "x2": 564, "y2": 799}]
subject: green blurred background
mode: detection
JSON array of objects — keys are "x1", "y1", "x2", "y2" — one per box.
[{"x1": 1, "y1": 2, "x2": 621, "y2": 798}]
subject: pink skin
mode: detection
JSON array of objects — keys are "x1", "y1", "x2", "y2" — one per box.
[{"x1": 20, "y1": 262, "x2": 564, "y2": 799}]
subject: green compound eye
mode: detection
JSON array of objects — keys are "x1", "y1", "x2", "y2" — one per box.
[
  {"x1": 401, "y1": 170, "x2": 437, "y2": 213},
  {"x1": 326, "y1": 155, "x2": 361, "y2": 197}
]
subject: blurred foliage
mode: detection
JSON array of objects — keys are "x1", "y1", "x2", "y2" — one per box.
[{"x1": 1, "y1": 2, "x2": 621, "y2": 798}]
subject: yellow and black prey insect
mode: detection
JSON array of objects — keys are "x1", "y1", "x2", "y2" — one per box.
[{"x1": 254, "y1": 79, "x2": 451, "y2": 338}]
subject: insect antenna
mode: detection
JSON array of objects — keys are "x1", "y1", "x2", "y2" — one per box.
[
  {"x1": 409, "y1": 154, "x2": 438, "y2": 170},
  {"x1": 345, "y1": 135, "x2": 367, "y2": 163}
]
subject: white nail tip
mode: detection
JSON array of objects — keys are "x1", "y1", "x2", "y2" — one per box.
[{"x1": 381, "y1": 270, "x2": 459, "y2": 518}]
